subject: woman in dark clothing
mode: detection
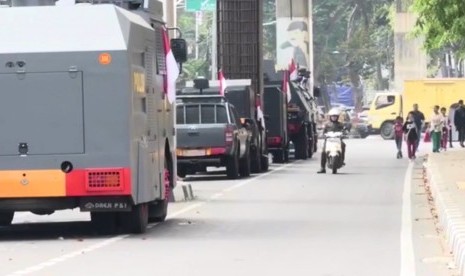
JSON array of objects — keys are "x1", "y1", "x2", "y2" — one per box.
[{"x1": 403, "y1": 112, "x2": 419, "y2": 160}]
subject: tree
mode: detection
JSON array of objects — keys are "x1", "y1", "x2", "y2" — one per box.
[
  {"x1": 177, "y1": 10, "x2": 213, "y2": 81},
  {"x1": 412, "y1": 0, "x2": 465, "y2": 57},
  {"x1": 312, "y1": 0, "x2": 394, "y2": 110}
]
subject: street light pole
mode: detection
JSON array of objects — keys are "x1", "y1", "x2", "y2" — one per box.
[{"x1": 211, "y1": 7, "x2": 217, "y2": 80}]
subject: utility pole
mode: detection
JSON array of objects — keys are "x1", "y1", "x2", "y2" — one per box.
[{"x1": 211, "y1": 6, "x2": 217, "y2": 80}]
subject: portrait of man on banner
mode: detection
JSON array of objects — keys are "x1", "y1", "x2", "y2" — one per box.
[{"x1": 276, "y1": 19, "x2": 310, "y2": 70}]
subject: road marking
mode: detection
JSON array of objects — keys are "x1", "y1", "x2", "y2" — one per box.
[
  {"x1": 400, "y1": 161, "x2": 416, "y2": 276},
  {"x1": 6, "y1": 161, "x2": 296, "y2": 276},
  {"x1": 223, "y1": 162, "x2": 296, "y2": 193}
]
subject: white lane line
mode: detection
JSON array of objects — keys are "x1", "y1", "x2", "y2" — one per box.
[
  {"x1": 400, "y1": 161, "x2": 416, "y2": 276},
  {"x1": 6, "y1": 161, "x2": 297, "y2": 276},
  {"x1": 223, "y1": 162, "x2": 296, "y2": 193}
]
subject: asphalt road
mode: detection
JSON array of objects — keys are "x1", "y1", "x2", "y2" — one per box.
[{"x1": 0, "y1": 137, "x2": 453, "y2": 276}]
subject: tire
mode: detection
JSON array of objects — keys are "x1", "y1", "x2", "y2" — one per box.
[
  {"x1": 332, "y1": 156, "x2": 339, "y2": 174},
  {"x1": 380, "y1": 122, "x2": 394, "y2": 140},
  {"x1": 0, "y1": 211, "x2": 14, "y2": 227},
  {"x1": 359, "y1": 131, "x2": 369, "y2": 139},
  {"x1": 284, "y1": 148, "x2": 289, "y2": 163},
  {"x1": 261, "y1": 155, "x2": 269, "y2": 172},
  {"x1": 120, "y1": 203, "x2": 149, "y2": 234},
  {"x1": 149, "y1": 160, "x2": 172, "y2": 223},
  {"x1": 239, "y1": 150, "x2": 251, "y2": 177},
  {"x1": 91, "y1": 212, "x2": 118, "y2": 235},
  {"x1": 307, "y1": 138, "x2": 314, "y2": 159},
  {"x1": 250, "y1": 146, "x2": 262, "y2": 173},
  {"x1": 295, "y1": 130, "x2": 309, "y2": 160},
  {"x1": 272, "y1": 150, "x2": 284, "y2": 163},
  {"x1": 226, "y1": 151, "x2": 240, "y2": 179},
  {"x1": 177, "y1": 166, "x2": 187, "y2": 178}
]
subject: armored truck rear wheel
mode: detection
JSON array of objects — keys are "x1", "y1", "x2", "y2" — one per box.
[
  {"x1": 0, "y1": 211, "x2": 14, "y2": 226},
  {"x1": 307, "y1": 138, "x2": 314, "y2": 159},
  {"x1": 294, "y1": 131, "x2": 309, "y2": 160},
  {"x1": 91, "y1": 212, "x2": 118, "y2": 234},
  {"x1": 121, "y1": 203, "x2": 149, "y2": 234},
  {"x1": 149, "y1": 165, "x2": 172, "y2": 223},
  {"x1": 226, "y1": 153, "x2": 240, "y2": 179}
]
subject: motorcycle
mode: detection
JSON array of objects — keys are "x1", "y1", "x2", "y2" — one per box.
[{"x1": 324, "y1": 131, "x2": 346, "y2": 174}]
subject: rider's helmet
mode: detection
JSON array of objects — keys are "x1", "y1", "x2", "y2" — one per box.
[{"x1": 328, "y1": 108, "x2": 340, "y2": 123}]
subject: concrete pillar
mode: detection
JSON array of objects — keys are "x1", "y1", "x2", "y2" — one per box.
[
  {"x1": 394, "y1": 0, "x2": 427, "y2": 92},
  {"x1": 161, "y1": 0, "x2": 176, "y2": 33}
]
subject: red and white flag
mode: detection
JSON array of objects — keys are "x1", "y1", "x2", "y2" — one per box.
[
  {"x1": 289, "y1": 59, "x2": 298, "y2": 81},
  {"x1": 282, "y1": 70, "x2": 291, "y2": 103},
  {"x1": 162, "y1": 28, "x2": 180, "y2": 104},
  {"x1": 218, "y1": 69, "x2": 227, "y2": 96},
  {"x1": 256, "y1": 98, "x2": 266, "y2": 129}
]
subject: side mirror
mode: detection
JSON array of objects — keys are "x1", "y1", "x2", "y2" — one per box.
[
  {"x1": 171, "y1": 38, "x2": 188, "y2": 63},
  {"x1": 313, "y1": 87, "x2": 321, "y2": 98}
]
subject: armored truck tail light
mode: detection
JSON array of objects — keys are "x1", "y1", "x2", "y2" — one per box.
[
  {"x1": 288, "y1": 123, "x2": 299, "y2": 132},
  {"x1": 267, "y1": 136, "x2": 282, "y2": 145},
  {"x1": 85, "y1": 169, "x2": 124, "y2": 192},
  {"x1": 225, "y1": 125, "x2": 234, "y2": 145}
]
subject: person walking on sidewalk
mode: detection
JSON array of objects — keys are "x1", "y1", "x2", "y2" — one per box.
[
  {"x1": 440, "y1": 107, "x2": 450, "y2": 151},
  {"x1": 449, "y1": 103, "x2": 458, "y2": 148},
  {"x1": 454, "y1": 100, "x2": 465, "y2": 147},
  {"x1": 394, "y1": 116, "x2": 404, "y2": 158},
  {"x1": 430, "y1": 105, "x2": 443, "y2": 153},
  {"x1": 403, "y1": 112, "x2": 419, "y2": 160},
  {"x1": 411, "y1": 104, "x2": 425, "y2": 151}
]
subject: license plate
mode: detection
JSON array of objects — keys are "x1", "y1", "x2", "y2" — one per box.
[{"x1": 182, "y1": 149, "x2": 206, "y2": 157}]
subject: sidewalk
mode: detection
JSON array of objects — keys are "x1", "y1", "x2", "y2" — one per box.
[{"x1": 426, "y1": 149, "x2": 465, "y2": 275}]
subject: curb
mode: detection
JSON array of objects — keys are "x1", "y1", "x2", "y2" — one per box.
[
  {"x1": 171, "y1": 180, "x2": 195, "y2": 202},
  {"x1": 425, "y1": 159, "x2": 464, "y2": 274}
]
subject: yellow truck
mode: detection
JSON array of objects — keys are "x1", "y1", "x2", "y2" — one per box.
[{"x1": 368, "y1": 78, "x2": 465, "y2": 139}]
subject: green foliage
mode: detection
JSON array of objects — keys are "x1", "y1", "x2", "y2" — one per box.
[
  {"x1": 177, "y1": 10, "x2": 213, "y2": 81},
  {"x1": 412, "y1": 0, "x2": 465, "y2": 57},
  {"x1": 313, "y1": 0, "x2": 394, "y2": 92},
  {"x1": 263, "y1": 0, "x2": 276, "y2": 59}
]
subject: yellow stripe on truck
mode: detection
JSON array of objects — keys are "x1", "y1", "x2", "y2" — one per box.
[{"x1": 0, "y1": 170, "x2": 65, "y2": 198}]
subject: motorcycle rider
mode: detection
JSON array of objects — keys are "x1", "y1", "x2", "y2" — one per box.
[{"x1": 317, "y1": 108, "x2": 347, "y2": 174}]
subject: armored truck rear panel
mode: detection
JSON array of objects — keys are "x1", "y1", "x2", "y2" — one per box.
[
  {"x1": 264, "y1": 85, "x2": 287, "y2": 146},
  {"x1": 224, "y1": 85, "x2": 255, "y2": 120},
  {"x1": 0, "y1": 5, "x2": 170, "y2": 210}
]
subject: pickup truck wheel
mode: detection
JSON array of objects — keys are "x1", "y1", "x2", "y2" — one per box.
[
  {"x1": 0, "y1": 211, "x2": 14, "y2": 226},
  {"x1": 226, "y1": 153, "x2": 240, "y2": 179},
  {"x1": 239, "y1": 153, "x2": 251, "y2": 177}
]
